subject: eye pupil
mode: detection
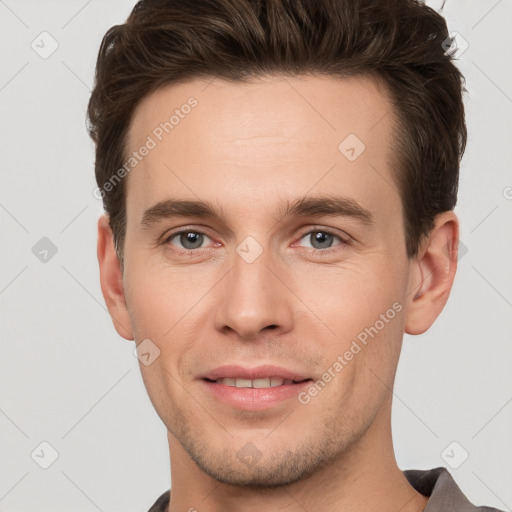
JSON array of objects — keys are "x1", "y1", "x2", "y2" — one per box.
[
  {"x1": 181, "y1": 232, "x2": 203, "y2": 249},
  {"x1": 311, "y1": 231, "x2": 333, "y2": 249}
]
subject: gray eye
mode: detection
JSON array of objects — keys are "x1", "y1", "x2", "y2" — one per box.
[
  {"x1": 171, "y1": 231, "x2": 206, "y2": 250},
  {"x1": 302, "y1": 231, "x2": 337, "y2": 250}
]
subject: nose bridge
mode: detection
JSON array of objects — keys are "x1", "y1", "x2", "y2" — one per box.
[{"x1": 214, "y1": 237, "x2": 292, "y2": 338}]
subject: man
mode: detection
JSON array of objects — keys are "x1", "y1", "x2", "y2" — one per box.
[{"x1": 87, "y1": 0, "x2": 504, "y2": 510}]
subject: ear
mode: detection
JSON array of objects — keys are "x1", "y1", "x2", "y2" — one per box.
[
  {"x1": 405, "y1": 211, "x2": 459, "y2": 335},
  {"x1": 97, "y1": 214, "x2": 134, "y2": 340}
]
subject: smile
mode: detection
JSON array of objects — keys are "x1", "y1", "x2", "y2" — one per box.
[{"x1": 207, "y1": 377, "x2": 309, "y2": 388}]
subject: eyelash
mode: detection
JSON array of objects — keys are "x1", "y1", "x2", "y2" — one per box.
[{"x1": 161, "y1": 226, "x2": 351, "y2": 256}]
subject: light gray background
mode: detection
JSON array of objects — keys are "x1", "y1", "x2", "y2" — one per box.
[{"x1": 1, "y1": 0, "x2": 511, "y2": 511}]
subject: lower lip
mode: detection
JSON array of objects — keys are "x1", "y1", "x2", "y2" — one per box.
[{"x1": 200, "y1": 379, "x2": 313, "y2": 411}]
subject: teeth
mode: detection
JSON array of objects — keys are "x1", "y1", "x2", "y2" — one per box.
[
  {"x1": 235, "y1": 378, "x2": 252, "y2": 388},
  {"x1": 253, "y1": 378, "x2": 271, "y2": 388},
  {"x1": 216, "y1": 377, "x2": 297, "y2": 388}
]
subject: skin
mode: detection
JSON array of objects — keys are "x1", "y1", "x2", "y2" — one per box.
[{"x1": 97, "y1": 74, "x2": 459, "y2": 512}]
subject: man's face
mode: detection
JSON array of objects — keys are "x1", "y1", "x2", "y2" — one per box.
[{"x1": 122, "y1": 75, "x2": 414, "y2": 486}]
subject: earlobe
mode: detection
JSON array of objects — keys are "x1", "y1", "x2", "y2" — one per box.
[
  {"x1": 97, "y1": 214, "x2": 134, "y2": 340},
  {"x1": 405, "y1": 211, "x2": 459, "y2": 335}
]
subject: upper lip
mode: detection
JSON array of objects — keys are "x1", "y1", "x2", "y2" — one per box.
[{"x1": 200, "y1": 364, "x2": 311, "y2": 382}]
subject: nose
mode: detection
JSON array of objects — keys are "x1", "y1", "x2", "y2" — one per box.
[{"x1": 213, "y1": 243, "x2": 294, "y2": 341}]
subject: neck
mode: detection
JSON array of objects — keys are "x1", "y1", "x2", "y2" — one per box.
[{"x1": 166, "y1": 396, "x2": 428, "y2": 512}]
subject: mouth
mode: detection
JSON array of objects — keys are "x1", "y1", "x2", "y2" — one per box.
[
  {"x1": 203, "y1": 376, "x2": 311, "y2": 388},
  {"x1": 199, "y1": 365, "x2": 314, "y2": 410}
]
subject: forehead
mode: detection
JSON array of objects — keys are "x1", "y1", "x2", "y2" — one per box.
[{"x1": 125, "y1": 74, "x2": 400, "y2": 224}]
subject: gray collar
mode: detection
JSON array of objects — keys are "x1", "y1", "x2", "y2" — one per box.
[
  {"x1": 404, "y1": 466, "x2": 504, "y2": 512},
  {"x1": 148, "y1": 467, "x2": 504, "y2": 512}
]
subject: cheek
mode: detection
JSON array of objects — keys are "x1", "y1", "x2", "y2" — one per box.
[
  {"x1": 123, "y1": 258, "x2": 209, "y2": 386},
  {"x1": 124, "y1": 264, "x2": 195, "y2": 423},
  {"x1": 291, "y1": 259, "x2": 407, "y2": 396},
  {"x1": 123, "y1": 255, "x2": 202, "y2": 339},
  {"x1": 293, "y1": 259, "x2": 406, "y2": 336}
]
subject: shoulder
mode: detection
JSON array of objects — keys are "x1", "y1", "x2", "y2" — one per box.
[
  {"x1": 147, "y1": 489, "x2": 170, "y2": 512},
  {"x1": 404, "y1": 467, "x2": 505, "y2": 512}
]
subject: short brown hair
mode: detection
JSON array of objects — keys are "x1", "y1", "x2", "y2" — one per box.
[{"x1": 87, "y1": 0, "x2": 466, "y2": 263}]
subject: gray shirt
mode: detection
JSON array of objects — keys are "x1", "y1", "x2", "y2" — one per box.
[{"x1": 147, "y1": 467, "x2": 505, "y2": 511}]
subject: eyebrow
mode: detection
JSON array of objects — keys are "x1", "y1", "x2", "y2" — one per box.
[{"x1": 140, "y1": 195, "x2": 373, "y2": 229}]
